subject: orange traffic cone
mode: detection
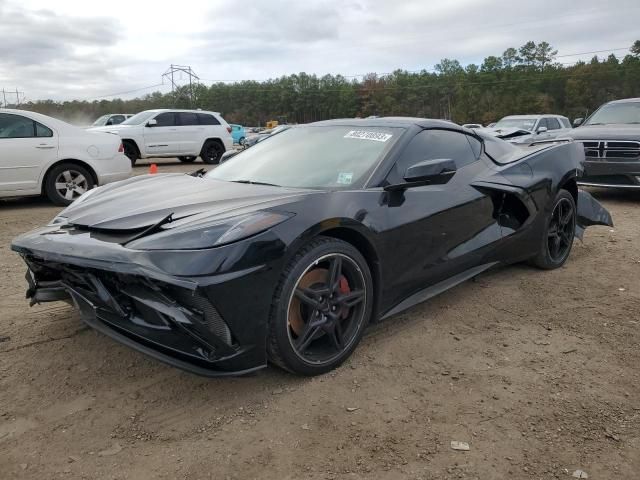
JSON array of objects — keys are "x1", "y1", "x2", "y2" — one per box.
[{"x1": 149, "y1": 163, "x2": 158, "y2": 174}]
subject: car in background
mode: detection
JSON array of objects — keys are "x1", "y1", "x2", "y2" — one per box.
[
  {"x1": 91, "y1": 114, "x2": 134, "y2": 127},
  {"x1": 230, "y1": 124, "x2": 246, "y2": 145},
  {"x1": 0, "y1": 109, "x2": 131, "y2": 205},
  {"x1": 89, "y1": 109, "x2": 234, "y2": 165},
  {"x1": 462, "y1": 123, "x2": 483, "y2": 129},
  {"x1": 569, "y1": 97, "x2": 640, "y2": 189},
  {"x1": 481, "y1": 115, "x2": 572, "y2": 143},
  {"x1": 244, "y1": 124, "x2": 291, "y2": 148}
]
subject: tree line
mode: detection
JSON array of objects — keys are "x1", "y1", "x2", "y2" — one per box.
[{"x1": 14, "y1": 40, "x2": 640, "y2": 127}]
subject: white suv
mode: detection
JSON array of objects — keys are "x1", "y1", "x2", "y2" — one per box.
[{"x1": 89, "y1": 109, "x2": 234, "y2": 165}]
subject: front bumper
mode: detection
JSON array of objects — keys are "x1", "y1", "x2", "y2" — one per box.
[
  {"x1": 12, "y1": 227, "x2": 287, "y2": 377},
  {"x1": 579, "y1": 160, "x2": 640, "y2": 189}
]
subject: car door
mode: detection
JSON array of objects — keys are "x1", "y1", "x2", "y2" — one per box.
[
  {"x1": 177, "y1": 112, "x2": 204, "y2": 155},
  {"x1": 0, "y1": 113, "x2": 58, "y2": 193},
  {"x1": 534, "y1": 118, "x2": 553, "y2": 140},
  {"x1": 142, "y1": 112, "x2": 181, "y2": 156},
  {"x1": 543, "y1": 117, "x2": 563, "y2": 139},
  {"x1": 379, "y1": 129, "x2": 503, "y2": 310}
]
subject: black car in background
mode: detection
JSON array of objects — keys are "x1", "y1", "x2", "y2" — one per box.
[
  {"x1": 12, "y1": 118, "x2": 612, "y2": 377},
  {"x1": 571, "y1": 98, "x2": 640, "y2": 189}
]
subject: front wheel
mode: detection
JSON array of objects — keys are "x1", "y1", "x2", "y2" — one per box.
[
  {"x1": 268, "y1": 237, "x2": 374, "y2": 375},
  {"x1": 530, "y1": 189, "x2": 576, "y2": 269},
  {"x1": 200, "y1": 141, "x2": 224, "y2": 164}
]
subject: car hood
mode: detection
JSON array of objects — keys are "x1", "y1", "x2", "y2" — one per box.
[
  {"x1": 568, "y1": 124, "x2": 640, "y2": 140},
  {"x1": 59, "y1": 174, "x2": 318, "y2": 231}
]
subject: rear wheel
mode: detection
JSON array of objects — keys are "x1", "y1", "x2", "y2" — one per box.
[
  {"x1": 178, "y1": 156, "x2": 197, "y2": 163},
  {"x1": 530, "y1": 189, "x2": 576, "y2": 269},
  {"x1": 200, "y1": 140, "x2": 224, "y2": 164},
  {"x1": 268, "y1": 237, "x2": 373, "y2": 375},
  {"x1": 44, "y1": 163, "x2": 95, "y2": 206}
]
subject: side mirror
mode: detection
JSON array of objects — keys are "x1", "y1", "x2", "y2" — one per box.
[
  {"x1": 573, "y1": 118, "x2": 584, "y2": 127},
  {"x1": 536, "y1": 126, "x2": 548, "y2": 134},
  {"x1": 220, "y1": 150, "x2": 239, "y2": 164},
  {"x1": 404, "y1": 158, "x2": 457, "y2": 185},
  {"x1": 146, "y1": 118, "x2": 158, "y2": 127}
]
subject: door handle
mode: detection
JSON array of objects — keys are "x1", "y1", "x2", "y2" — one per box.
[{"x1": 35, "y1": 145, "x2": 55, "y2": 149}]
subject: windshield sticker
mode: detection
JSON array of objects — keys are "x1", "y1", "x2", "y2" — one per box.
[
  {"x1": 337, "y1": 172, "x2": 354, "y2": 185},
  {"x1": 344, "y1": 130, "x2": 393, "y2": 142}
]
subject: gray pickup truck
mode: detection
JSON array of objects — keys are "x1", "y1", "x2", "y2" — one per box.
[{"x1": 570, "y1": 98, "x2": 640, "y2": 189}]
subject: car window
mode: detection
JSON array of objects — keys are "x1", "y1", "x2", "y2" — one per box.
[
  {"x1": 197, "y1": 113, "x2": 220, "y2": 125},
  {"x1": 178, "y1": 112, "x2": 199, "y2": 126},
  {"x1": 537, "y1": 118, "x2": 547, "y2": 130},
  {"x1": 560, "y1": 117, "x2": 571, "y2": 128},
  {"x1": 111, "y1": 115, "x2": 125, "y2": 124},
  {"x1": 0, "y1": 113, "x2": 35, "y2": 138},
  {"x1": 154, "y1": 112, "x2": 176, "y2": 127},
  {"x1": 392, "y1": 129, "x2": 478, "y2": 181},
  {"x1": 546, "y1": 118, "x2": 561, "y2": 130},
  {"x1": 35, "y1": 122, "x2": 53, "y2": 137}
]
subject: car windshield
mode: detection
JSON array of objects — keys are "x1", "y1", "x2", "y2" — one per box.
[
  {"x1": 585, "y1": 102, "x2": 640, "y2": 125},
  {"x1": 92, "y1": 115, "x2": 110, "y2": 126},
  {"x1": 121, "y1": 111, "x2": 157, "y2": 125},
  {"x1": 207, "y1": 125, "x2": 404, "y2": 189},
  {"x1": 494, "y1": 118, "x2": 537, "y2": 131}
]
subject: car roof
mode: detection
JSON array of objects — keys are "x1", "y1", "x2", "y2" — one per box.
[
  {"x1": 142, "y1": 109, "x2": 222, "y2": 114},
  {"x1": 606, "y1": 97, "x2": 640, "y2": 104},
  {"x1": 500, "y1": 114, "x2": 567, "y2": 119},
  {"x1": 310, "y1": 117, "x2": 465, "y2": 130}
]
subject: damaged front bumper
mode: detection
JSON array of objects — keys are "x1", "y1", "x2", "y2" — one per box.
[
  {"x1": 22, "y1": 259, "x2": 266, "y2": 377},
  {"x1": 13, "y1": 227, "x2": 286, "y2": 377}
]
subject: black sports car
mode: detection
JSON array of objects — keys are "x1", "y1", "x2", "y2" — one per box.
[{"x1": 11, "y1": 118, "x2": 613, "y2": 377}]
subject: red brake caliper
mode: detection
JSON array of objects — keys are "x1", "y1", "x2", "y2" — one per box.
[{"x1": 339, "y1": 275, "x2": 351, "y2": 319}]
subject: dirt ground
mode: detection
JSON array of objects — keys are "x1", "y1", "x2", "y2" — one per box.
[{"x1": 1, "y1": 158, "x2": 639, "y2": 480}]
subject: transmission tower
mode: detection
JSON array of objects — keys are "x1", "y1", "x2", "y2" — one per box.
[
  {"x1": 1, "y1": 88, "x2": 24, "y2": 108},
  {"x1": 162, "y1": 64, "x2": 200, "y2": 107}
]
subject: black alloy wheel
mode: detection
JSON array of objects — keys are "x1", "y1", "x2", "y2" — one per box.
[
  {"x1": 547, "y1": 197, "x2": 575, "y2": 263},
  {"x1": 268, "y1": 238, "x2": 373, "y2": 375},
  {"x1": 531, "y1": 189, "x2": 576, "y2": 269},
  {"x1": 201, "y1": 141, "x2": 223, "y2": 164}
]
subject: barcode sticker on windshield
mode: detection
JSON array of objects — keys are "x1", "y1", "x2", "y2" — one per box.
[
  {"x1": 337, "y1": 172, "x2": 354, "y2": 185},
  {"x1": 344, "y1": 130, "x2": 393, "y2": 142}
]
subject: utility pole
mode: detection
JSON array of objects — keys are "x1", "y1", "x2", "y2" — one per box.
[{"x1": 162, "y1": 64, "x2": 200, "y2": 107}]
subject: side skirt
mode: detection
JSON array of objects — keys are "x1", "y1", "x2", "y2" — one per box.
[{"x1": 380, "y1": 262, "x2": 499, "y2": 320}]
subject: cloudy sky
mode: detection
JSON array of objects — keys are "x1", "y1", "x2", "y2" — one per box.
[{"x1": 0, "y1": 0, "x2": 638, "y2": 101}]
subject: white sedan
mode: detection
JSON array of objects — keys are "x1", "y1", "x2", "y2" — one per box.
[{"x1": 0, "y1": 109, "x2": 131, "y2": 205}]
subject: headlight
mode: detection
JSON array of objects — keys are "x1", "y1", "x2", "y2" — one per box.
[{"x1": 127, "y1": 211, "x2": 293, "y2": 250}]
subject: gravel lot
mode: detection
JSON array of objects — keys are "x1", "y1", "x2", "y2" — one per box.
[{"x1": 1, "y1": 158, "x2": 639, "y2": 479}]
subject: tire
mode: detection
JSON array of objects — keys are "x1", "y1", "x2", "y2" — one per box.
[
  {"x1": 200, "y1": 140, "x2": 224, "y2": 164},
  {"x1": 122, "y1": 140, "x2": 139, "y2": 166},
  {"x1": 238, "y1": 137, "x2": 246, "y2": 146},
  {"x1": 178, "y1": 156, "x2": 197, "y2": 163},
  {"x1": 44, "y1": 163, "x2": 95, "y2": 206},
  {"x1": 267, "y1": 237, "x2": 374, "y2": 376},
  {"x1": 530, "y1": 189, "x2": 576, "y2": 270}
]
